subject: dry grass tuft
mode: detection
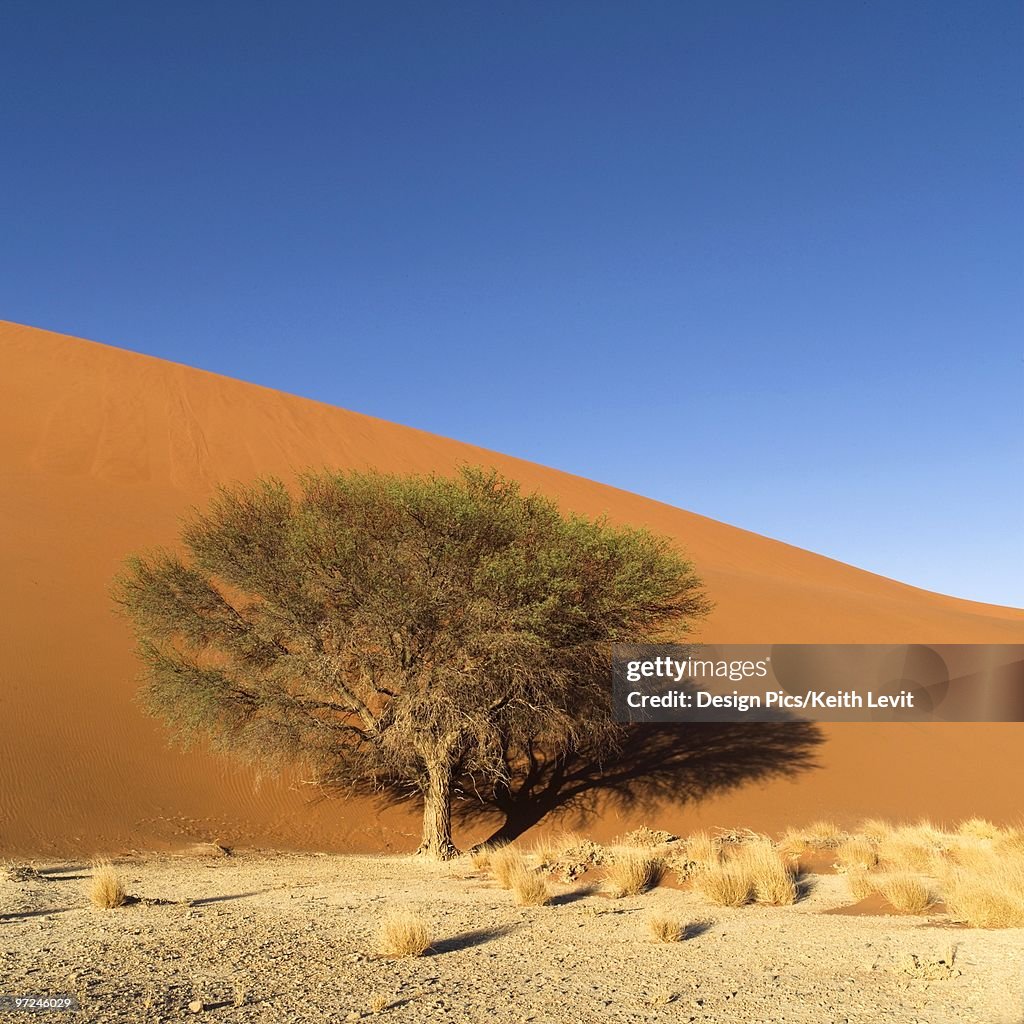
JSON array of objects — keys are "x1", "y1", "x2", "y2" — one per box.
[
  {"x1": 877, "y1": 874, "x2": 934, "y2": 914},
  {"x1": 698, "y1": 860, "x2": 753, "y2": 907},
  {"x1": 957, "y1": 818, "x2": 1001, "y2": 841},
  {"x1": 859, "y1": 818, "x2": 893, "y2": 843},
  {"x1": 802, "y1": 820, "x2": 846, "y2": 848},
  {"x1": 470, "y1": 844, "x2": 498, "y2": 872},
  {"x1": 942, "y1": 854, "x2": 1024, "y2": 928},
  {"x1": 683, "y1": 830, "x2": 720, "y2": 874},
  {"x1": 646, "y1": 914, "x2": 683, "y2": 943},
  {"x1": 88, "y1": 861, "x2": 127, "y2": 909},
  {"x1": 776, "y1": 829, "x2": 809, "y2": 863},
  {"x1": 511, "y1": 869, "x2": 550, "y2": 907},
  {"x1": 604, "y1": 849, "x2": 666, "y2": 897},
  {"x1": 377, "y1": 909, "x2": 430, "y2": 958},
  {"x1": 491, "y1": 846, "x2": 529, "y2": 889},
  {"x1": 835, "y1": 837, "x2": 878, "y2": 872},
  {"x1": 877, "y1": 823, "x2": 947, "y2": 873},
  {"x1": 846, "y1": 869, "x2": 876, "y2": 901},
  {"x1": 732, "y1": 841, "x2": 797, "y2": 906},
  {"x1": 667, "y1": 832, "x2": 720, "y2": 886}
]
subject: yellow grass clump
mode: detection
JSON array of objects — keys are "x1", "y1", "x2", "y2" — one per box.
[
  {"x1": 491, "y1": 846, "x2": 529, "y2": 889},
  {"x1": 835, "y1": 837, "x2": 878, "y2": 872},
  {"x1": 802, "y1": 820, "x2": 846, "y2": 848},
  {"x1": 846, "y1": 869, "x2": 875, "y2": 901},
  {"x1": 877, "y1": 874, "x2": 934, "y2": 914},
  {"x1": 470, "y1": 844, "x2": 497, "y2": 872},
  {"x1": 957, "y1": 818, "x2": 1001, "y2": 840},
  {"x1": 775, "y1": 828, "x2": 808, "y2": 863},
  {"x1": 876, "y1": 824, "x2": 947, "y2": 873},
  {"x1": 646, "y1": 914, "x2": 683, "y2": 943},
  {"x1": 698, "y1": 860, "x2": 753, "y2": 907},
  {"x1": 685, "y1": 830, "x2": 720, "y2": 870},
  {"x1": 531, "y1": 830, "x2": 589, "y2": 864},
  {"x1": 511, "y1": 869, "x2": 550, "y2": 907},
  {"x1": 858, "y1": 818, "x2": 893, "y2": 843},
  {"x1": 88, "y1": 860, "x2": 127, "y2": 909},
  {"x1": 942, "y1": 854, "x2": 1024, "y2": 928},
  {"x1": 733, "y1": 841, "x2": 797, "y2": 906},
  {"x1": 604, "y1": 849, "x2": 666, "y2": 898},
  {"x1": 377, "y1": 910, "x2": 431, "y2": 958},
  {"x1": 994, "y1": 827, "x2": 1024, "y2": 855}
]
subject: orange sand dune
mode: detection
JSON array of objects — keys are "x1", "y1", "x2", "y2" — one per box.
[{"x1": 1, "y1": 320, "x2": 1022, "y2": 857}]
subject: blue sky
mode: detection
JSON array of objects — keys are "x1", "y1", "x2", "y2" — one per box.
[{"x1": 2, "y1": 2, "x2": 1021, "y2": 606}]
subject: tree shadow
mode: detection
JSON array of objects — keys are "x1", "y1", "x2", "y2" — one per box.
[{"x1": 469, "y1": 720, "x2": 825, "y2": 845}]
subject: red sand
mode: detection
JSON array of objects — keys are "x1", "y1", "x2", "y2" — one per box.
[{"x1": 2, "y1": 320, "x2": 1022, "y2": 856}]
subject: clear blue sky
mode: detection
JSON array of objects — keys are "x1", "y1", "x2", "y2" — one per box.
[{"x1": 2, "y1": 2, "x2": 1021, "y2": 606}]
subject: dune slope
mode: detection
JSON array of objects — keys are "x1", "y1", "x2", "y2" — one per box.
[{"x1": 1, "y1": 320, "x2": 1022, "y2": 855}]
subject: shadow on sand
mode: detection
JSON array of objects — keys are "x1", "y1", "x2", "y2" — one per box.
[
  {"x1": 471, "y1": 720, "x2": 824, "y2": 845},
  {"x1": 429, "y1": 923, "x2": 519, "y2": 954}
]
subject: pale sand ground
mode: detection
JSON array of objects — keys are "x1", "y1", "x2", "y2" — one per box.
[{"x1": 2, "y1": 852, "x2": 1021, "y2": 1024}]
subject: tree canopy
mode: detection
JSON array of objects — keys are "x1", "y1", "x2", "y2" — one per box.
[{"x1": 114, "y1": 466, "x2": 710, "y2": 857}]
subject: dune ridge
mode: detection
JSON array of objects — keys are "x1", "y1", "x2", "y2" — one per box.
[{"x1": 1, "y1": 319, "x2": 1022, "y2": 856}]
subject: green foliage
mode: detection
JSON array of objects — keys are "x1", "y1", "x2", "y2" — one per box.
[{"x1": 113, "y1": 467, "x2": 709, "y2": 851}]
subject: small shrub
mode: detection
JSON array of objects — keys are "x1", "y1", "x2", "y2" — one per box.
[
  {"x1": 604, "y1": 850, "x2": 665, "y2": 897},
  {"x1": 647, "y1": 914, "x2": 683, "y2": 942},
  {"x1": 877, "y1": 874, "x2": 933, "y2": 914},
  {"x1": 88, "y1": 861, "x2": 126, "y2": 909},
  {"x1": 617, "y1": 826, "x2": 678, "y2": 848},
  {"x1": 377, "y1": 910, "x2": 430, "y2": 958},
  {"x1": 877, "y1": 830, "x2": 941, "y2": 873}
]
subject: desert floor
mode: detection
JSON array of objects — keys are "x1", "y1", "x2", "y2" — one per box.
[{"x1": 1, "y1": 851, "x2": 1021, "y2": 1024}]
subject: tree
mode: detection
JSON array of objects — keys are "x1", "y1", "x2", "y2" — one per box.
[{"x1": 113, "y1": 467, "x2": 710, "y2": 859}]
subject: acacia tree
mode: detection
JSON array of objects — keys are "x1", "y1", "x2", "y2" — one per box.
[{"x1": 114, "y1": 467, "x2": 709, "y2": 859}]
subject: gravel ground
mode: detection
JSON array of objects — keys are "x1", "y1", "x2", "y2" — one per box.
[{"x1": 1, "y1": 852, "x2": 1021, "y2": 1024}]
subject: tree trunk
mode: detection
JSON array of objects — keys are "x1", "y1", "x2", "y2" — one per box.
[{"x1": 416, "y1": 757, "x2": 459, "y2": 860}]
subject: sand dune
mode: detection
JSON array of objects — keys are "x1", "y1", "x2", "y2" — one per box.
[{"x1": 1, "y1": 319, "x2": 1022, "y2": 856}]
